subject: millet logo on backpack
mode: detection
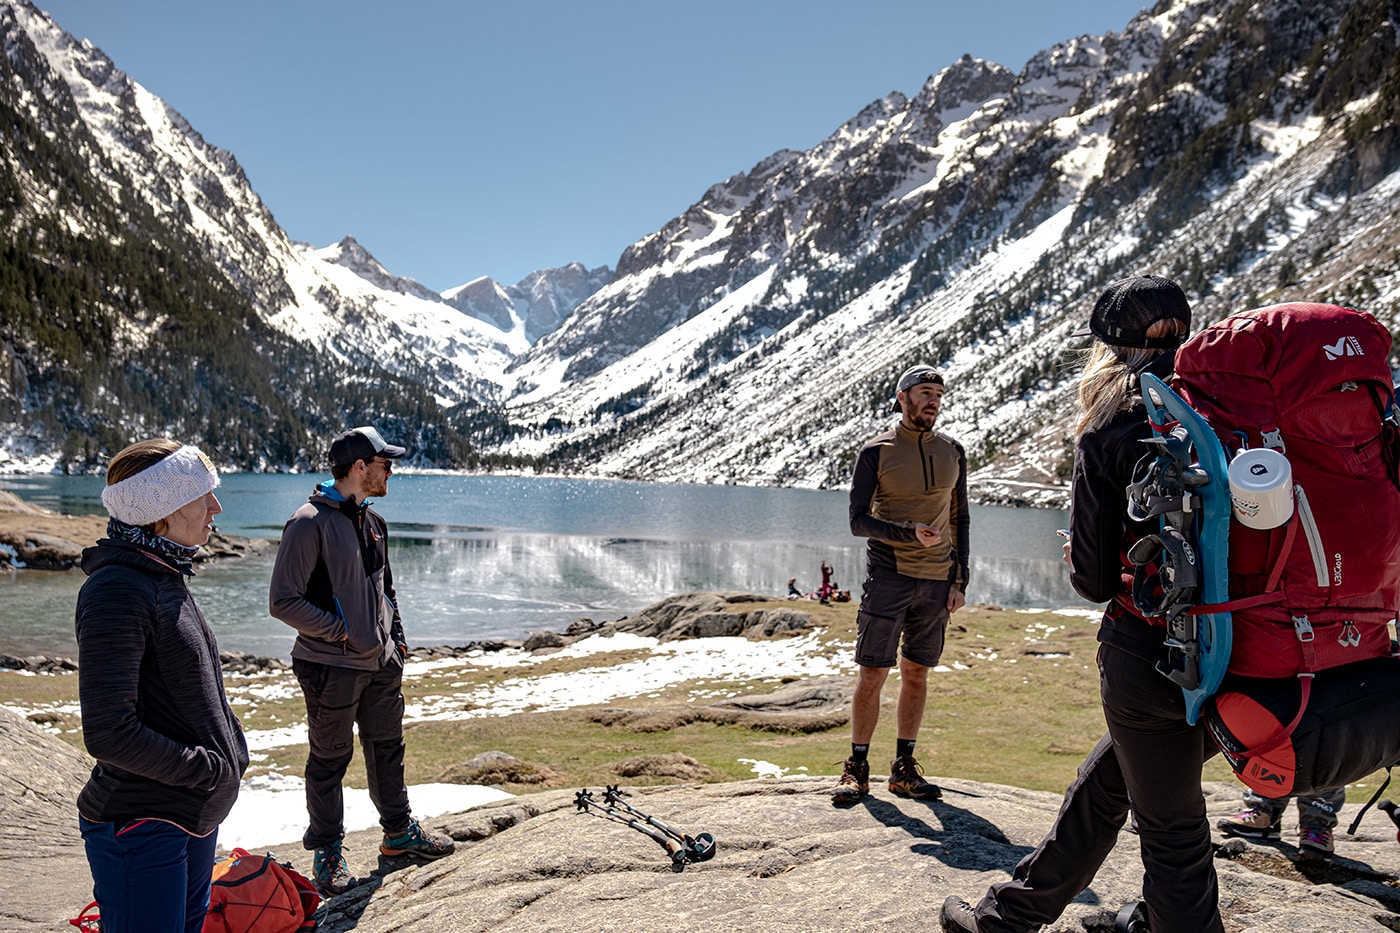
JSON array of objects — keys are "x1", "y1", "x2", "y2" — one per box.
[
  {"x1": 1249, "y1": 764, "x2": 1287, "y2": 786},
  {"x1": 1323, "y1": 336, "x2": 1364, "y2": 360}
]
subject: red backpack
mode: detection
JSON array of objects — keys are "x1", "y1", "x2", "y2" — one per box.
[
  {"x1": 1171, "y1": 303, "x2": 1400, "y2": 794},
  {"x1": 68, "y1": 849, "x2": 320, "y2": 933},
  {"x1": 202, "y1": 848, "x2": 320, "y2": 933},
  {"x1": 1172, "y1": 303, "x2": 1400, "y2": 672}
]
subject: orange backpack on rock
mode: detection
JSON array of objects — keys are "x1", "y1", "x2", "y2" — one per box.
[{"x1": 202, "y1": 848, "x2": 320, "y2": 933}]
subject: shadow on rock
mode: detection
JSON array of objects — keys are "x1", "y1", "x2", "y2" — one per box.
[
  {"x1": 859, "y1": 795, "x2": 1033, "y2": 871},
  {"x1": 313, "y1": 862, "x2": 395, "y2": 929}
]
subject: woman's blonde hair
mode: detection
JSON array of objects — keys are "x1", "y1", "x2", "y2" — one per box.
[
  {"x1": 1075, "y1": 318, "x2": 1188, "y2": 435},
  {"x1": 106, "y1": 438, "x2": 181, "y2": 484}
]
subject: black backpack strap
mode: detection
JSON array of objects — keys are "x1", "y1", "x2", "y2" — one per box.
[
  {"x1": 1367, "y1": 382, "x2": 1400, "y2": 491},
  {"x1": 1347, "y1": 768, "x2": 1392, "y2": 836}
]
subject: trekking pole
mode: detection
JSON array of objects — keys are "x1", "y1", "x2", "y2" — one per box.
[
  {"x1": 575, "y1": 789, "x2": 689, "y2": 871},
  {"x1": 603, "y1": 785, "x2": 717, "y2": 864}
]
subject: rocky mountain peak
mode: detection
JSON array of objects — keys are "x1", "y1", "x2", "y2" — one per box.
[{"x1": 316, "y1": 236, "x2": 441, "y2": 302}]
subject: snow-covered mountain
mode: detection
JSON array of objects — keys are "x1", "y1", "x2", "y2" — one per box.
[
  {"x1": 2, "y1": 0, "x2": 1397, "y2": 497},
  {"x1": 493, "y1": 0, "x2": 1400, "y2": 501},
  {"x1": 10, "y1": 0, "x2": 535, "y2": 404},
  {"x1": 443, "y1": 262, "x2": 612, "y2": 352},
  {"x1": 0, "y1": 0, "x2": 613, "y2": 465}
]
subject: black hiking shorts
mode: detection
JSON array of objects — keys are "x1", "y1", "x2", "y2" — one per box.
[{"x1": 853, "y1": 568, "x2": 950, "y2": 669}]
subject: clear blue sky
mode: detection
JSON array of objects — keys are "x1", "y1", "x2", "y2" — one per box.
[{"x1": 35, "y1": 0, "x2": 1150, "y2": 292}]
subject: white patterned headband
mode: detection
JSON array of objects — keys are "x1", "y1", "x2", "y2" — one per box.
[{"x1": 101, "y1": 445, "x2": 220, "y2": 526}]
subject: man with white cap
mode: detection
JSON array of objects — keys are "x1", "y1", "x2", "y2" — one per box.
[
  {"x1": 270, "y1": 426, "x2": 453, "y2": 895},
  {"x1": 834, "y1": 365, "x2": 970, "y2": 805}
]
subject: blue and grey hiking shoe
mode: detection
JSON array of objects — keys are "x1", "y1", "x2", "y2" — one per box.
[
  {"x1": 380, "y1": 818, "x2": 455, "y2": 859},
  {"x1": 313, "y1": 839, "x2": 356, "y2": 895}
]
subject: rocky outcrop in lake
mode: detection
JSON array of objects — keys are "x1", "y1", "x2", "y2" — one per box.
[{"x1": 0, "y1": 489, "x2": 269, "y2": 571}]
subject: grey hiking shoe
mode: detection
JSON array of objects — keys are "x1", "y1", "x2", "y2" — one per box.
[
  {"x1": 940, "y1": 895, "x2": 980, "y2": 932},
  {"x1": 831, "y1": 757, "x2": 870, "y2": 805},
  {"x1": 312, "y1": 839, "x2": 356, "y2": 895},
  {"x1": 889, "y1": 754, "x2": 941, "y2": 800},
  {"x1": 380, "y1": 818, "x2": 455, "y2": 859},
  {"x1": 1299, "y1": 824, "x2": 1334, "y2": 860},
  {"x1": 1217, "y1": 807, "x2": 1280, "y2": 840}
]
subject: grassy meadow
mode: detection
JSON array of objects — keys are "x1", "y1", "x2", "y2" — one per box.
[{"x1": 0, "y1": 598, "x2": 1289, "y2": 799}]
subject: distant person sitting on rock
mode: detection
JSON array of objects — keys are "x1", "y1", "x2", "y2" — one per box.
[
  {"x1": 76, "y1": 438, "x2": 249, "y2": 933},
  {"x1": 835, "y1": 364, "x2": 968, "y2": 806},
  {"x1": 269, "y1": 426, "x2": 454, "y2": 897},
  {"x1": 940, "y1": 276, "x2": 1223, "y2": 933},
  {"x1": 788, "y1": 576, "x2": 802, "y2": 598}
]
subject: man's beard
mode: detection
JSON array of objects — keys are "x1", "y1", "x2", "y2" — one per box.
[{"x1": 906, "y1": 409, "x2": 938, "y2": 430}]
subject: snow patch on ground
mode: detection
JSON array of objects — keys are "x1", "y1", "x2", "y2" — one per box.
[{"x1": 220, "y1": 772, "x2": 512, "y2": 852}]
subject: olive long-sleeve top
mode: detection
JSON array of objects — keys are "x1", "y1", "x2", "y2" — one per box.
[{"x1": 849, "y1": 422, "x2": 970, "y2": 587}]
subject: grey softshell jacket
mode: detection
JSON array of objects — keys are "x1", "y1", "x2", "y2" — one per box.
[{"x1": 269, "y1": 488, "x2": 402, "y2": 670}]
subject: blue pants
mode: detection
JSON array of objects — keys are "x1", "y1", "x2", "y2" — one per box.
[{"x1": 80, "y1": 816, "x2": 218, "y2": 933}]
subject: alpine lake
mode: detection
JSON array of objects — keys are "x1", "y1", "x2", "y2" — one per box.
[{"x1": 0, "y1": 472, "x2": 1082, "y2": 659}]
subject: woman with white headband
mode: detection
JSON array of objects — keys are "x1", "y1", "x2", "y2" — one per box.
[{"x1": 74, "y1": 439, "x2": 249, "y2": 933}]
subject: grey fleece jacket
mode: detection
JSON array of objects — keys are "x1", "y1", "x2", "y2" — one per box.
[{"x1": 269, "y1": 485, "x2": 402, "y2": 670}]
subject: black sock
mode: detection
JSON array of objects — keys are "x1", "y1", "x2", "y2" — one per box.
[
  {"x1": 896, "y1": 738, "x2": 916, "y2": 759},
  {"x1": 851, "y1": 743, "x2": 869, "y2": 762}
]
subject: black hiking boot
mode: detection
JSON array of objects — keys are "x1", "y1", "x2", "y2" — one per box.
[
  {"x1": 888, "y1": 754, "x2": 941, "y2": 800},
  {"x1": 831, "y1": 757, "x2": 870, "y2": 805}
]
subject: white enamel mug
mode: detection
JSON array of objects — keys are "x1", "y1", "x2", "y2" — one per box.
[{"x1": 1227, "y1": 447, "x2": 1294, "y2": 529}]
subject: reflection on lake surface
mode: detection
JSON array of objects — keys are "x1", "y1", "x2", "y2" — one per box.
[{"x1": 0, "y1": 474, "x2": 1088, "y2": 658}]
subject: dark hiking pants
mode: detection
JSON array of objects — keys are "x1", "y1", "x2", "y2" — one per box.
[
  {"x1": 293, "y1": 656, "x2": 411, "y2": 849},
  {"x1": 973, "y1": 645, "x2": 1225, "y2": 933}
]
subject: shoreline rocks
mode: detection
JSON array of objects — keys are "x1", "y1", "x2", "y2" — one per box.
[
  {"x1": 5, "y1": 592, "x2": 814, "y2": 675},
  {"x1": 0, "y1": 489, "x2": 271, "y2": 572},
  {"x1": 406, "y1": 592, "x2": 817, "y2": 663}
]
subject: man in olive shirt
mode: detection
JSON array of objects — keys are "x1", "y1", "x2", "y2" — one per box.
[{"x1": 835, "y1": 365, "x2": 969, "y2": 804}]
